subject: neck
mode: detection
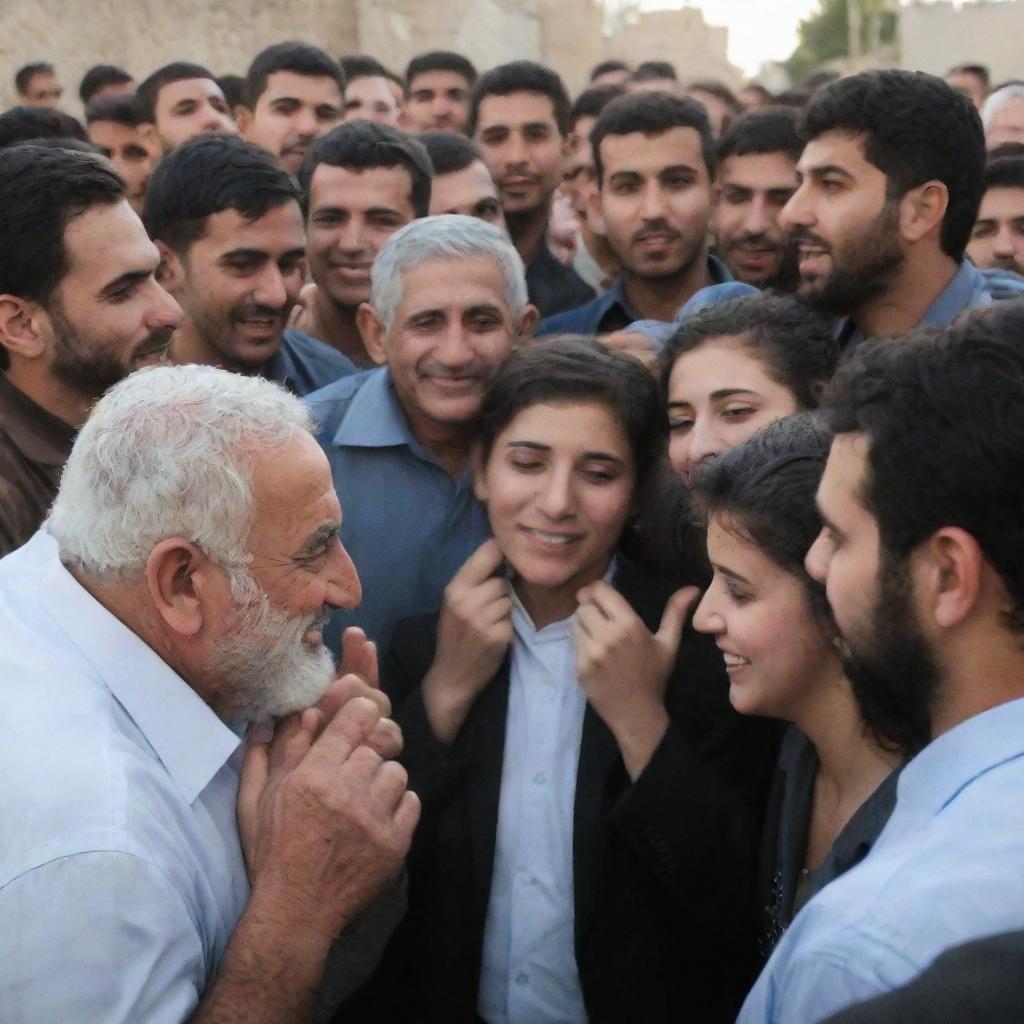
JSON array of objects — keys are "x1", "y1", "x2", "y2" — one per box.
[
  {"x1": 169, "y1": 319, "x2": 248, "y2": 374},
  {"x1": 622, "y1": 245, "x2": 711, "y2": 322},
  {"x1": 513, "y1": 555, "x2": 613, "y2": 631},
  {"x1": 311, "y1": 286, "x2": 371, "y2": 365},
  {"x1": 4, "y1": 361, "x2": 96, "y2": 429},
  {"x1": 406, "y1": 410, "x2": 475, "y2": 478},
  {"x1": 507, "y1": 202, "x2": 552, "y2": 266},
  {"x1": 854, "y1": 251, "x2": 959, "y2": 339},
  {"x1": 579, "y1": 220, "x2": 620, "y2": 276}
]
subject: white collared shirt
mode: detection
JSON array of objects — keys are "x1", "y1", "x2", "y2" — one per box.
[
  {"x1": 0, "y1": 531, "x2": 249, "y2": 1022},
  {"x1": 477, "y1": 584, "x2": 592, "y2": 1024}
]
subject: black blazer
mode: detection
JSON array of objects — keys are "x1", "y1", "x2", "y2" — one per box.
[{"x1": 343, "y1": 560, "x2": 779, "y2": 1024}]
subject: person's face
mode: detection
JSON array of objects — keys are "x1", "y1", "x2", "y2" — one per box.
[
  {"x1": 209, "y1": 431, "x2": 362, "y2": 721},
  {"x1": 429, "y1": 160, "x2": 506, "y2": 229},
  {"x1": 405, "y1": 70, "x2": 472, "y2": 133},
  {"x1": 343, "y1": 75, "x2": 401, "y2": 128},
  {"x1": 947, "y1": 70, "x2": 986, "y2": 110},
  {"x1": 172, "y1": 201, "x2": 307, "y2": 369},
  {"x1": 593, "y1": 125, "x2": 713, "y2": 281},
  {"x1": 694, "y1": 515, "x2": 835, "y2": 719},
  {"x1": 153, "y1": 77, "x2": 237, "y2": 150},
  {"x1": 968, "y1": 186, "x2": 1024, "y2": 273},
  {"x1": 563, "y1": 114, "x2": 598, "y2": 218},
  {"x1": 805, "y1": 433, "x2": 937, "y2": 754},
  {"x1": 986, "y1": 98, "x2": 1024, "y2": 149},
  {"x1": 474, "y1": 91, "x2": 566, "y2": 217},
  {"x1": 90, "y1": 79, "x2": 136, "y2": 103},
  {"x1": 667, "y1": 335, "x2": 799, "y2": 486},
  {"x1": 43, "y1": 200, "x2": 182, "y2": 399},
  {"x1": 475, "y1": 401, "x2": 635, "y2": 614},
  {"x1": 715, "y1": 151, "x2": 799, "y2": 288},
  {"x1": 23, "y1": 71, "x2": 63, "y2": 108},
  {"x1": 591, "y1": 69, "x2": 631, "y2": 89},
  {"x1": 88, "y1": 119, "x2": 160, "y2": 213},
  {"x1": 306, "y1": 162, "x2": 417, "y2": 308},
  {"x1": 246, "y1": 71, "x2": 343, "y2": 175},
  {"x1": 369, "y1": 255, "x2": 531, "y2": 436},
  {"x1": 780, "y1": 130, "x2": 904, "y2": 315},
  {"x1": 686, "y1": 88, "x2": 731, "y2": 137}
]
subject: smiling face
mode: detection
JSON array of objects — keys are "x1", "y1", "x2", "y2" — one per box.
[
  {"x1": 693, "y1": 514, "x2": 835, "y2": 719},
  {"x1": 593, "y1": 125, "x2": 713, "y2": 281},
  {"x1": 475, "y1": 400, "x2": 636, "y2": 621},
  {"x1": 306, "y1": 162, "x2": 417, "y2": 308},
  {"x1": 405, "y1": 69, "x2": 472, "y2": 133},
  {"x1": 152, "y1": 77, "x2": 238, "y2": 149},
  {"x1": 666, "y1": 335, "x2": 800, "y2": 486}
]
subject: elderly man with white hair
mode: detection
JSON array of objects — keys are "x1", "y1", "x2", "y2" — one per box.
[
  {"x1": 307, "y1": 213, "x2": 539, "y2": 655},
  {"x1": 981, "y1": 83, "x2": 1024, "y2": 149},
  {"x1": 0, "y1": 364, "x2": 419, "y2": 1023}
]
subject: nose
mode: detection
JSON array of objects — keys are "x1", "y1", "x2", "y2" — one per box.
[
  {"x1": 326, "y1": 539, "x2": 362, "y2": 611},
  {"x1": 683, "y1": 415, "x2": 724, "y2": 479},
  {"x1": 148, "y1": 280, "x2": 183, "y2": 330},
  {"x1": 639, "y1": 181, "x2": 669, "y2": 220},
  {"x1": 993, "y1": 225, "x2": 1017, "y2": 258},
  {"x1": 252, "y1": 264, "x2": 289, "y2": 311},
  {"x1": 293, "y1": 106, "x2": 320, "y2": 138},
  {"x1": 804, "y1": 529, "x2": 830, "y2": 584},
  {"x1": 691, "y1": 585, "x2": 722, "y2": 635},
  {"x1": 337, "y1": 215, "x2": 369, "y2": 256},
  {"x1": 779, "y1": 182, "x2": 812, "y2": 232},
  {"x1": 504, "y1": 131, "x2": 528, "y2": 167},
  {"x1": 434, "y1": 321, "x2": 473, "y2": 368},
  {"x1": 743, "y1": 194, "x2": 770, "y2": 236},
  {"x1": 536, "y1": 465, "x2": 575, "y2": 520}
]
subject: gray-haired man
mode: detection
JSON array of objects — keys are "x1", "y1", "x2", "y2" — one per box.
[{"x1": 307, "y1": 214, "x2": 538, "y2": 654}]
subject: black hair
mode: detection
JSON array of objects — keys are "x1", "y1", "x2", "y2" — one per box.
[
  {"x1": 569, "y1": 84, "x2": 625, "y2": 135},
  {"x1": 589, "y1": 60, "x2": 631, "y2": 82},
  {"x1": 85, "y1": 95, "x2": 139, "y2": 128},
  {"x1": 78, "y1": 64, "x2": 133, "y2": 105},
  {"x1": 298, "y1": 121, "x2": 432, "y2": 218},
  {"x1": 142, "y1": 134, "x2": 299, "y2": 254},
  {"x1": 0, "y1": 145, "x2": 125, "y2": 370},
  {"x1": 688, "y1": 79, "x2": 741, "y2": 114},
  {"x1": 983, "y1": 154, "x2": 1024, "y2": 192},
  {"x1": 15, "y1": 63, "x2": 54, "y2": 97},
  {"x1": 717, "y1": 106, "x2": 802, "y2": 164},
  {"x1": 660, "y1": 295, "x2": 839, "y2": 411},
  {"x1": 739, "y1": 83, "x2": 773, "y2": 105},
  {"x1": 134, "y1": 62, "x2": 218, "y2": 123},
  {"x1": 692, "y1": 412, "x2": 833, "y2": 622},
  {"x1": 216, "y1": 74, "x2": 247, "y2": 111},
  {"x1": 339, "y1": 55, "x2": 387, "y2": 82},
  {"x1": 773, "y1": 87, "x2": 812, "y2": 109},
  {"x1": 827, "y1": 303, "x2": 1024, "y2": 634},
  {"x1": 590, "y1": 91, "x2": 715, "y2": 185},
  {"x1": 479, "y1": 336, "x2": 667, "y2": 506},
  {"x1": 948, "y1": 63, "x2": 990, "y2": 89},
  {"x1": 800, "y1": 69, "x2": 985, "y2": 260},
  {"x1": 469, "y1": 60, "x2": 571, "y2": 137},
  {"x1": 0, "y1": 107, "x2": 87, "y2": 148},
  {"x1": 419, "y1": 131, "x2": 483, "y2": 176},
  {"x1": 246, "y1": 43, "x2": 344, "y2": 110},
  {"x1": 24, "y1": 137, "x2": 97, "y2": 155},
  {"x1": 382, "y1": 68, "x2": 406, "y2": 100},
  {"x1": 632, "y1": 61, "x2": 677, "y2": 83},
  {"x1": 801, "y1": 70, "x2": 840, "y2": 94},
  {"x1": 406, "y1": 51, "x2": 477, "y2": 89}
]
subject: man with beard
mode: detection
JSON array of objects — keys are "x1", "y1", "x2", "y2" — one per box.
[
  {"x1": 539, "y1": 90, "x2": 730, "y2": 338},
  {"x1": 143, "y1": 135, "x2": 354, "y2": 395},
  {"x1": 780, "y1": 69, "x2": 994, "y2": 347},
  {"x1": 714, "y1": 107, "x2": 801, "y2": 291},
  {"x1": 238, "y1": 42, "x2": 345, "y2": 177},
  {"x1": 0, "y1": 144, "x2": 181, "y2": 557},
  {"x1": 0, "y1": 363, "x2": 419, "y2": 1021},
  {"x1": 306, "y1": 215, "x2": 537, "y2": 655},
  {"x1": 737, "y1": 302, "x2": 1024, "y2": 1023}
]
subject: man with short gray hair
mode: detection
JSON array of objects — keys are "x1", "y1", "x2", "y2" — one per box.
[
  {"x1": 0, "y1": 364, "x2": 418, "y2": 1022},
  {"x1": 307, "y1": 214, "x2": 538, "y2": 654}
]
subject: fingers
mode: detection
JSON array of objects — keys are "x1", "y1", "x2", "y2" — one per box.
[
  {"x1": 238, "y1": 726, "x2": 271, "y2": 821},
  {"x1": 370, "y1": 759, "x2": 410, "y2": 814},
  {"x1": 656, "y1": 586, "x2": 701, "y2": 654},
  {"x1": 453, "y1": 538, "x2": 505, "y2": 586},
  {"x1": 267, "y1": 710, "x2": 318, "y2": 778},
  {"x1": 393, "y1": 789, "x2": 422, "y2": 843},
  {"x1": 304, "y1": 695, "x2": 382, "y2": 771},
  {"x1": 365, "y1": 717, "x2": 403, "y2": 760},
  {"x1": 318, "y1": 673, "x2": 391, "y2": 728},
  {"x1": 339, "y1": 627, "x2": 379, "y2": 689}
]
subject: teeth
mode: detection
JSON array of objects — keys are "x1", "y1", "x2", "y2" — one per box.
[
  {"x1": 723, "y1": 653, "x2": 751, "y2": 667},
  {"x1": 529, "y1": 529, "x2": 574, "y2": 545}
]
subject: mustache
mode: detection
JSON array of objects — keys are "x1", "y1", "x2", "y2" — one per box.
[
  {"x1": 728, "y1": 231, "x2": 778, "y2": 248},
  {"x1": 632, "y1": 220, "x2": 681, "y2": 244},
  {"x1": 419, "y1": 361, "x2": 489, "y2": 380},
  {"x1": 788, "y1": 227, "x2": 831, "y2": 252},
  {"x1": 231, "y1": 303, "x2": 289, "y2": 322},
  {"x1": 131, "y1": 326, "x2": 175, "y2": 359}
]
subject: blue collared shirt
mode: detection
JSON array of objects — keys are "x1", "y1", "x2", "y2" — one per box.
[
  {"x1": 264, "y1": 328, "x2": 357, "y2": 397},
  {"x1": 0, "y1": 531, "x2": 248, "y2": 1023},
  {"x1": 738, "y1": 696, "x2": 1024, "y2": 1024},
  {"x1": 307, "y1": 366, "x2": 491, "y2": 655}
]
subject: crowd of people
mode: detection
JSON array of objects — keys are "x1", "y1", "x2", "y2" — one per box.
[{"x1": 1, "y1": 41, "x2": 1023, "y2": 1024}]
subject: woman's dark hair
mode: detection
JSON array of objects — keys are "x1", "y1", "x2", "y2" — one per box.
[
  {"x1": 478, "y1": 336, "x2": 666, "y2": 506},
  {"x1": 659, "y1": 294, "x2": 839, "y2": 411},
  {"x1": 692, "y1": 412, "x2": 833, "y2": 622}
]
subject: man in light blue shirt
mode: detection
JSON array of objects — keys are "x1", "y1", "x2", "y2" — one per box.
[
  {"x1": 738, "y1": 302, "x2": 1024, "y2": 1022},
  {"x1": 0, "y1": 365, "x2": 418, "y2": 1022},
  {"x1": 307, "y1": 214, "x2": 539, "y2": 655}
]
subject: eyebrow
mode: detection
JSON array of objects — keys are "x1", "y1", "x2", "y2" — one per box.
[
  {"x1": 710, "y1": 560, "x2": 753, "y2": 586},
  {"x1": 802, "y1": 164, "x2": 856, "y2": 182},
  {"x1": 506, "y1": 440, "x2": 625, "y2": 464},
  {"x1": 293, "y1": 521, "x2": 342, "y2": 558},
  {"x1": 217, "y1": 248, "x2": 270, "y2": 264},
  {"x1": 99, "y1": 268, "x2": 153, "y2": 297}
]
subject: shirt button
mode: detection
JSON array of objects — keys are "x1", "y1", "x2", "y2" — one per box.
[
  {"x1": 534, "y1": 771, "x2": 547, "y2": 785},
  {"x1": 516, "y1": 973, "x2": 529, "y2": 985}
]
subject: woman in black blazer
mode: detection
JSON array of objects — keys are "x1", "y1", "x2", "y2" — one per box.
[{"x1": 347, "y1": 340, "x2": 778, "y2": 1024}]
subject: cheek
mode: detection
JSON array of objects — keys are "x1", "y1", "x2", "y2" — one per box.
[{"x1": 668, "y1": 433, "x2": 690, "y2": 475}]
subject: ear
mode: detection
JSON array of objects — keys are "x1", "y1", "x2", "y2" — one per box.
[
  {"x1": 154, "y1": 239, "x2": 186, "y2": 291},
  {"x1": 145, "y1": 538, "x2": 220, "y2": 638},
  {"x1": 357, "y1": 303, "x2": 389, "y2": 365},
  {"x1": 516, "y1": 304, "x2": 540, "y2": 343},
  {"x1": 137, "y1": 122, "x2": 163, "y2": 154},
  {"x1": 233, "y1": 105, "x2": 253, "y2": 132},
  {"x1": 588, "y1": 188, "x2": 608, "y2": 238},
  {"x1": 0, "y1": 294, "x2": 48, "y2": 362},
  {"x1": 560, "y1": 133, "x2": 572, "y2": 159},
  {"x1": 920, "y1": 527, "x2": 983, "y2": 631},
  {"x1": 471, "y1": 442, "x2": 489, "y2": 503},
  {"x1": 900, "y1": 180, "x2": 949, "y2": 245}
]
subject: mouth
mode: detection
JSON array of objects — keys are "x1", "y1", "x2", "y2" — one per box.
[
  {"x1": 635, "y1": 231, "x2": 679, "y2": 247},
  {"x1": 719, "y1": 649, "x2": 752, "y2": 672},
  {"x1": 520, "y1": 526, "x2": 583, "y2": 548}
]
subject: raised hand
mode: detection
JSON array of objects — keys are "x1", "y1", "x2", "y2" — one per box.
[
  {"x1": 422, "y1": 538, "x2": 513, "y2": 744},
  {"x1": 574, "y1": 581, "x2": 699, "y2": 779}
]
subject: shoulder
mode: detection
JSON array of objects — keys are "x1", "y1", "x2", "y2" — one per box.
[
  {"x1": 537, "y1": 294, "x2": 605, "y2": 336},
  {"x1": 306, "y1": 366, "x2": 382, "y2": 437},
  {"x1": 283, "y1": 329, "x2": 357, "y2": 374}
]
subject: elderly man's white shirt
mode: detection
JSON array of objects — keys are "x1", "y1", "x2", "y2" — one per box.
[{"x1": 0, "y1": 530, "x2": 249, "y2": 1022}]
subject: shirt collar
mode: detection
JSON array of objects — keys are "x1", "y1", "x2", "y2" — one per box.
[
  {"x1": 332, "y1": 366, "x2": 412, "y2": 449},
  {"x1": 34, "y1": 531, "x2": 241, "y2": 804},
  {"x1": 920, "y1": 259, "x2": 990, "y2": 327},
  {"x1": 891, "y1": 695, "x2": 1024, "y2": 827},
  {"x1": 0, "y1": 373, "x2": 77, "y2": 467}
]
